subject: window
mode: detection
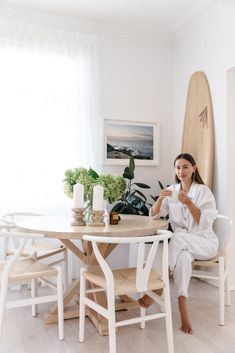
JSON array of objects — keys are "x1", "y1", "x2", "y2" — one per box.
[{"x1": 0, "y1": 47, "x2": 81, "y2": 214}]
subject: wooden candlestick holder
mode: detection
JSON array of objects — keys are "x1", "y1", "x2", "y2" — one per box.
[
  {"x1": 90, "y1": 210, "x2": 105, "y2": 226},
  {"x1": 71, "y1": 208, "x2": 85, "y2": 226}
]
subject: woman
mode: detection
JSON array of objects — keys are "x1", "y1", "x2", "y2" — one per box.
[{"x1": 139, "y1": 153, "x2": 218, "y2": 334}]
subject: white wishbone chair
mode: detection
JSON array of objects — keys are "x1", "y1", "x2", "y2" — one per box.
[
  {"x1": 2, "y1": 212, "x2": 68, "y2": 290},
  {"x1": 79, "y1": 230, "x2": 174, "y2": 353},
  {"x1": 192, "y1": 214, "x2": 232, "y2": 326},
  {"x1": 0, "y1": 224, "x2": 64, "y2": 340}
]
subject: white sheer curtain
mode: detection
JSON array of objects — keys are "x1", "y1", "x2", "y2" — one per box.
[{"x1": 0, "y1": 19, "x2": 101, "y2": 215}]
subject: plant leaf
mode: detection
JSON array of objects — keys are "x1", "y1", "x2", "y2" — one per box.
[
  {"x1": 88, "y1": 168, "x2": 99, "y2": 179},
  {"x1": 125, "y1": 203, "x2": 138, "y2": 214},
  {"x1": 114, "y1": 202, "x2": 138, "y2": 214},
  {"x1": 128, "y1": 189, "x2": 147, "y2": 201},
  {"x1": 129, "y1": 156, "x2": 135, "y2": 174},
  {"x1": 123, "y1": 166, "x2": 134, "y2": 180},
  {"x1": 139, "y1": 205, "x2": 149, "y2": 215},
  {"x1": 150, "y1": 195, "x2": 158, "y2": 201},
  {"x1": 126, "y1": 193, "x2": 145, "y2": 206},
  {"x1": 158, "y1": 180, "x2": 164, "y2": 189},
  {"x1": 133, "y1": 182, "x2": 151, "y2": 189},
  {"x1": 124, "y1": 190, "x2": 131, "y2": 199},
  {"x1": 111, "y1": 202, "x2": 124, "y2": 213},
  {"x1": 134, "y1": 189, "x2": 147, "y2": 200}
]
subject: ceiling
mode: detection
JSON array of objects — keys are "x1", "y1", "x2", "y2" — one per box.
[{"x1": 2, "y1": 0, "x2": 219, "y2": 33}]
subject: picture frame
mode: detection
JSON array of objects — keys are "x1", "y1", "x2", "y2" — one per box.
[{"x1": 103, "y1": 119, "x2": 160, "y2": 166}]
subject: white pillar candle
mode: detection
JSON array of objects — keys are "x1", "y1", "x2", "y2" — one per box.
[
  {"x1": 93, "y1": 185, "x2": 104, "y2": 211},
  {"x1": 73, "y1": 183, "x2": 84, "y2": 208}
]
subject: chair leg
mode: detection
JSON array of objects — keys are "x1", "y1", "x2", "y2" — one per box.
[
  {"x1": 163, "y1": 287, "x2": 174, "y2": 353},
  {"x1": 31, "y1": 278, "x2": 38, "y2": 317},
  {"x1": 63, "y1": 249, "x2": 69, "y2": 291},
  {"x1": 219, "y1": 257, "x2": 225, "y2": 326},
  {"x1": 79, "y1": 268, "x2": 86, "y2": 343},
  {"x1": 139, "y1": 292, "x2": 146, "y2": 329},
  {"x1": 225, "y1": 276, "x2": 231, "y2": 306},
  {"x1": 56, "y1": 266, "x2": 64, "y2": 340},
  {"x1": 107, "y1": 290, "x2": 116, "y2": 353},
  {"x1": 0, "y1": 275, "x2": 9, "y2": 336},
  {"x1": 225, "y1": 267, "x2": 231, "y2": 307},
  {"x1": 140, "y1": 306, "x2": 146, "y2": 329},
  {"x1": 2, "y1": 238, "x2": 8, "y2": 261}
]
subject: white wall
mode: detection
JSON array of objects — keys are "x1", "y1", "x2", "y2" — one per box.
[{"x1": 173, "y1": 0, "x2": 235, "y2": 287}]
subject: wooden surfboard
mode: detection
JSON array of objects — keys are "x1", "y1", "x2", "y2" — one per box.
[{"x1": 181, "y1": 71, "x2": 214, "y2": 188}]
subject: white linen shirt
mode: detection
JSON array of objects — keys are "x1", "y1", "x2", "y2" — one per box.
[{"x1": 150, "y1": 182, "x2": 217, "y2": 239}]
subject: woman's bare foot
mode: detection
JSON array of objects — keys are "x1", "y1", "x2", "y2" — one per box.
[
  {"x1": 178, "y1": 296, "x2": 193, "y2": 334},
  {"x1": 138, "y1": 289, "x2": 163, "y2": 308}
]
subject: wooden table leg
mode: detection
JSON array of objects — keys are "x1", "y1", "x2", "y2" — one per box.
[
  {"x1": 44, "y1": 239, "x2": 86, "y2": 324},
  {"x1": 44, "y1": 277, "x2": 80, "y2": 324},
  {"x1": 87, "y1": 287, "x2": 109, "y2": 335}
]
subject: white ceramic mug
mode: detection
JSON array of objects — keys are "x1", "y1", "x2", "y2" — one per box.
[{"x1": 169, "y1": 189, "x2": 179, "y2": 202}]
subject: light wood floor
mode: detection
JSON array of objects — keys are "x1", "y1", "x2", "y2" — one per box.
[{"x1": 1, "y1": 279, "x2": 235, "y2": 353}]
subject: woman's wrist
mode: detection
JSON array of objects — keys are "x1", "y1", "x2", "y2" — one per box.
[
  {"x1": 186, "y1": 200, "x2": 201, "y2": 223},
  {"x1": 185, "y1": 199, "x2": 193, "y2": 208},
  {"x1": 152, "y1": 198, "x2": 162, "y2": 215}
]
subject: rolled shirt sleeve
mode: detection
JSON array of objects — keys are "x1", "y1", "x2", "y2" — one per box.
[{"x1": 196, "y1": 186, "x2": 217, "y2": 232}]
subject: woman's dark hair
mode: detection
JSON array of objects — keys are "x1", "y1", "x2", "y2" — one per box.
[{"x1": 174, "y1": 153, "x2": 204, "y2": 184}]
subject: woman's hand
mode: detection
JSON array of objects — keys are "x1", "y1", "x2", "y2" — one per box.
[
  {"x1": 178, "y1": 190, "x2": 201, "y2": 224},
  {"x1": 158, "y1": 188, "x2": 173, "y2": 200},
  {"x1": 178, "y1": 190, "x2": 192, "y2": 206},
  {"x1": 151, "y1": 188, "x2": 172, "y2": 217}
]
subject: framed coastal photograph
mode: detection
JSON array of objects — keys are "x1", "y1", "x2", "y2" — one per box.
[{"x1": 103, "y1": 119, "x2": 160, "y2": 166}]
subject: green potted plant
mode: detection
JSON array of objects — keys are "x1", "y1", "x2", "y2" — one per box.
[
  {"x1": 111, "y1": 157, "x2": 151, "y2": 215},
  {"x1": 63, "y1": 167, "x2": 126, "y2": 211}
]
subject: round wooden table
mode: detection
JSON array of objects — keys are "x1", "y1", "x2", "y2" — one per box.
[
  {"x1": 16, "y1": 214, "x2": 167, "y2": 335},
  {"x1": 16, "y1": 213, "x2": 167, "y2": 239}
]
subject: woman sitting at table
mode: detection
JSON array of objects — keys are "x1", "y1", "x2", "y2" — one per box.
[{"x1": 139, "y1": 153, "x2": 218, "y2": 334}]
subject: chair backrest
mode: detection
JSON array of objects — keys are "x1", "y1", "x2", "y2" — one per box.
[
  {"x1": 0, "y1": 226, "x2": 45, "y2": 281},
  {"x1": 0, "y1": 218, "x2": 15, "y2": 229},
  {"x1": 3, "y1": 212, "x2": 42, "y2": 222},
  {"x1": 2, "y1": 212, "x2": 42, "y2": 254},
  {"x1": 213, "y1": 214, "x2": 232, "y2": 255},
  {"x1": 83, "y1": 230, "x2": 172, "y2": 293}
]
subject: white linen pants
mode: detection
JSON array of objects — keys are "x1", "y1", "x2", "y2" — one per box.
[{"x1": 168, "y1": 232, "x2": 218, "y2": 297}]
